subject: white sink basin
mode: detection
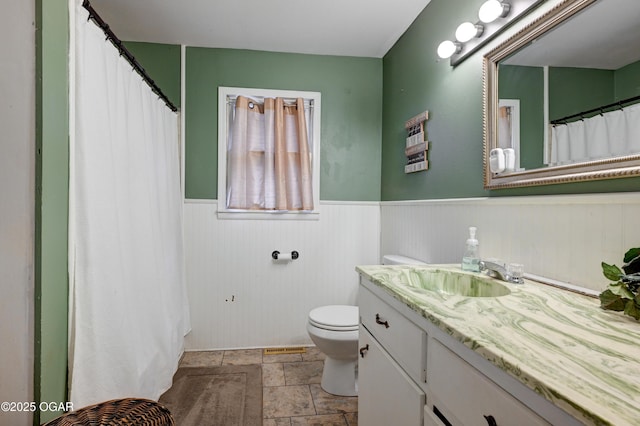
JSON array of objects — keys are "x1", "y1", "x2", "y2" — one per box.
[{"x1": 400, "y1": 267, "x2": 511, "y2": 298}]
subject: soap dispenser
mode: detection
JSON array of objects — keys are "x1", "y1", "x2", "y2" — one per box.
[{"x1": 461, "y1": 226, "x2": 480, "y2": 272}]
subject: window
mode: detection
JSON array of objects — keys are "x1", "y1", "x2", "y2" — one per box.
[{"x1": 217, "y1": 87, "x2": 321, "y2": 219}]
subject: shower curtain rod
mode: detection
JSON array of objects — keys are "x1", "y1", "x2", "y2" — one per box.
[
  {"x1": 550, "y1": 94, "x2": 640, "y2": 125},
  {"x1": 226, "y1": 95, "x2": 313, "y2": 110},
  {"x1": 82, "y1": 0, "x2": 178, "y2": 113}
]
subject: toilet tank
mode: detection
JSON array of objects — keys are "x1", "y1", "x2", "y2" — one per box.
[{"x1": 382, "y1": 254, "x2": 426, "y2": 265}]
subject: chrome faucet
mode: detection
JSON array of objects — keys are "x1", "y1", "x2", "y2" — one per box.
[{"x1": 479, "y1": 260, "x2": 524, "y2": 284}]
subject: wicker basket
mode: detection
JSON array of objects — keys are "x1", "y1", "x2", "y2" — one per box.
[{"x1": 42, "y1": 398, "x2": 175, "y2": 426}]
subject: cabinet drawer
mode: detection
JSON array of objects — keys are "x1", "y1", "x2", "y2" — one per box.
[
  {"x1": 429, "y1": 339, "x2": 549, "y2": 426},
  {"x1": 359, "y1": 285, "x2": 425, "y2": 383}
]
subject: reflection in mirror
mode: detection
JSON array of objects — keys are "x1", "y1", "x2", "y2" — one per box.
[
  {"x1": 483, "y1": 0, "x2": 640, "y2": 189},
  {"x1": 497, "y1": 99, "x2": 521, "y2": 171}
]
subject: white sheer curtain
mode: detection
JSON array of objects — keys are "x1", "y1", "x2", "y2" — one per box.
[
  {"x1": 68, "y1": 2, "x2": 190, "y2": 408},
  {"x1": 550, "y1": 103, "x2": 640, "y2": 165},
  {"x1": 498, "y1": 106, "x2": 512, "y2": 149},
  {"x1": 227, "y1": 96, "x2": 313, "y2": 211}
]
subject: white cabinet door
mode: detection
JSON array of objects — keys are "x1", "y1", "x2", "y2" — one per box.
[
  {"x1": 358, "y1": 328, "x2": 425, "y2": 426},
  {"x1": 429, "y1": 339, "x2": 549, "y2": 426}
]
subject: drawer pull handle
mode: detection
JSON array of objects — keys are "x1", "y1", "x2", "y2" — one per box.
[
  {"x1": 359, "y1": 344, "x2": 369, "y2": 358},
  {"x1": 483, "y1": 415, "x2": 497, "y2": 426},
  {"x1": 375, "y1": 313, "x2": 390, "y2": 328}
]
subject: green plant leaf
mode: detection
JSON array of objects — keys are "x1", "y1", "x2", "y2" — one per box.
[
  {"x1": 599, "y1": 289, "x2": 626, "y2": 311},
  {"x1": 623, "y1": 297, "x2": 640, "y2": 320},
  {"x1": 601, "y1": 248, "x2": 640, "y2": 320},
  {"x1": 622, "y1": 251, "x2": 640, "y2": 275},
  {"x1": 608, "y1": 283, "x2": 636, "y2": 299},
  {"x1": 601, "y1": 262, "x2": 623, "y2": 282},
  {"x1": 623, "y1": 248, "x2": 640, "y2": 263}
]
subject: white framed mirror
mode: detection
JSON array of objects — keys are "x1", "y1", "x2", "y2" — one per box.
[{"x1": 483, "y1": 0, "x2": 640, "y2": 189}]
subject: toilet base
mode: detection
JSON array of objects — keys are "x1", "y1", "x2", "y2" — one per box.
[{"x1": 320, "y1": 357, "x2": 358, "y2": 397}]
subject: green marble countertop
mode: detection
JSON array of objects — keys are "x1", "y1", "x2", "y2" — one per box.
[{"x1": 356, "y1": 264, "x2": 640, "y2": 426}]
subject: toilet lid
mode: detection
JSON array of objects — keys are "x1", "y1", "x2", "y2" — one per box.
[{"x1": 309, "y1": 305, "x2": 359, "y2": 331}]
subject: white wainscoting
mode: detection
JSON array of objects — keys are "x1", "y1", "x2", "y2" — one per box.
[
  {"x1": 185, "y1": 193, "x2": 640, "y2": 349},
  {"x1": 183, "y1": 200, "x2": 380, "y2": 350},
  {"x1": 381, "y1": 193, "x2": 640, "y2": 292}
]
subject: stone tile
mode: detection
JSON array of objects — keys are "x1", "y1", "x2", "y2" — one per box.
[
  {"x1": 290, "y1": 414, "x2": 348, "y2": 426},
  {"x1": 309, "y1": 384, "x2": 358, "y2": 415},
  {"x1": 179, "y1": 350, "x2": 223, "y2": 367},
  {"x1": 264, "y1": 418, "x2": 292, "y2": 426},
  {"x1": 344, "y1": 412, "x2": 358, "y2": 426},
  {"x1": 222, "y1": 348, "x2": 263, "y2": 365},
  {"x1": 179, "y1": 347, "x2": 357, "y2": 423},
  {"x1": 263, "y1": 362, "x2": 286, "y2": 387},
  {"x1": 284, "y1": 361, "x2": 323, "y2": 385},
  {"x1": 175, "y1": 346, "x2": 357, "y2": 425},
  {"x1": 263, "y1": 352, "x2": 303, "y2": 364},
  {"x1": 263, "y1": 385, "x2": 316, "y2": 418},
  {"x1": 301, "y1": 346, "x2": 325, "y2": 362}
]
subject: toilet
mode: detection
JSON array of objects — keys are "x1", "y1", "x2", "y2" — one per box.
[
  {"x1": 307, "y1": 305, "x2": 359, "y2": 396},
  {"x1": 307, "y1": 254, "x2": 425, "y2": 397}
]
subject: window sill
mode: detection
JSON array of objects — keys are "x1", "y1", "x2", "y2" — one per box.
[{"x1": 216, "y1": 209, "x2": 320, "y2": 221}]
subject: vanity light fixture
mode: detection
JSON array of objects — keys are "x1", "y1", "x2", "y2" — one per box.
[
  {"x1": 478, "y1": 0, "x2": 511, "y2": 24},
  {"x1": 455, "y1": 21, "x2": 484, "y2": 43},
  {"x1": 437, "y1": 0, "x2": 543, "y2": 66},
  {"x1": 437, "y1": 40, "x2": 461, "y2": 59}
]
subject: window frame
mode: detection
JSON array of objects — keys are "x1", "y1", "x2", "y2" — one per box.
[{"x1": 217, "y1": 86, "x2": 321, "y2": 220}]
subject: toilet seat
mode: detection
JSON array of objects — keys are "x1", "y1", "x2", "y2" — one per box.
[{"x1": 308, "y1": 305, "x2": 359, "y2": 331}]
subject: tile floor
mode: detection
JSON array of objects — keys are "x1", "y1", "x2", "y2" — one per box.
[{"x1": 180, "y1": 347, "x2": 358, "y2": 426}]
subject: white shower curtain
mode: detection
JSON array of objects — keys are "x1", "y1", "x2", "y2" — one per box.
[
  {"x1": 550, "y1": 103, "x2": 640, "y2": 165},
  {"x1": 68, "y1": 2, "x2": 190, "y2": 408}
]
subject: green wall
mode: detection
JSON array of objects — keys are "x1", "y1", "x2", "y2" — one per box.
[
  {"x1": 35, "y1": 0, "x2": 69, "y2": 423},
  {"x1": 381, "y1": 0, "x2": 640, "y2": 199},
  {"x1": 184, "y1": 48, "x2": 382, "y2": 201},
  {"x1": 549, "y1": 67, "x2": 613, "y2": 121},
  {"x1": 499, "y1": 65, "x2": 544, "y2": 169},
  {"x1": 615, "y1": 60, "x2": 640, "y2": 100},
  {"x1": 124, "y1": 42, "x2": 182, "y2": 109},
  {"x1": 381, "y1": 0, "x2": 485, "y2": 200}
]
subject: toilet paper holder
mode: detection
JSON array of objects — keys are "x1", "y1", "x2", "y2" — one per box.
[{"x1": 272, "y1": 250, "x2": 299, "y2": 260}]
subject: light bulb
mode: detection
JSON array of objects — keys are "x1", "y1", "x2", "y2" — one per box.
[
  {"x1": 437, "y1": 40, "x2": 459, "y2": 59},
  {"x1": 455, "y1": 22, "x2": 483, "y2": 43},
  {"x1": 478, "y1": 0, "x2": 509, "y2": 24}
]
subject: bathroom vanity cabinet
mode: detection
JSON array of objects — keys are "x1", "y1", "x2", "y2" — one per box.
[
  {"x1": 358, "y1": 285, "x2": 425, "y2": 426},
  {"x1": 358, "y1": 277, "x2": 581, "y2": 426}
]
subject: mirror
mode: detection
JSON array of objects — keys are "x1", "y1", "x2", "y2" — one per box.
[{"x1": 483, "y1": 0, "x2": 640, "y2": 189}]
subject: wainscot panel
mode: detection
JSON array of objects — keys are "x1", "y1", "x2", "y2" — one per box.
[
  {"x1": 183, "y1": 200, "x2": 380, "y2": 349},
  {"x1": 381, "y1": 193, "x2": 640, "y2": 292}
]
